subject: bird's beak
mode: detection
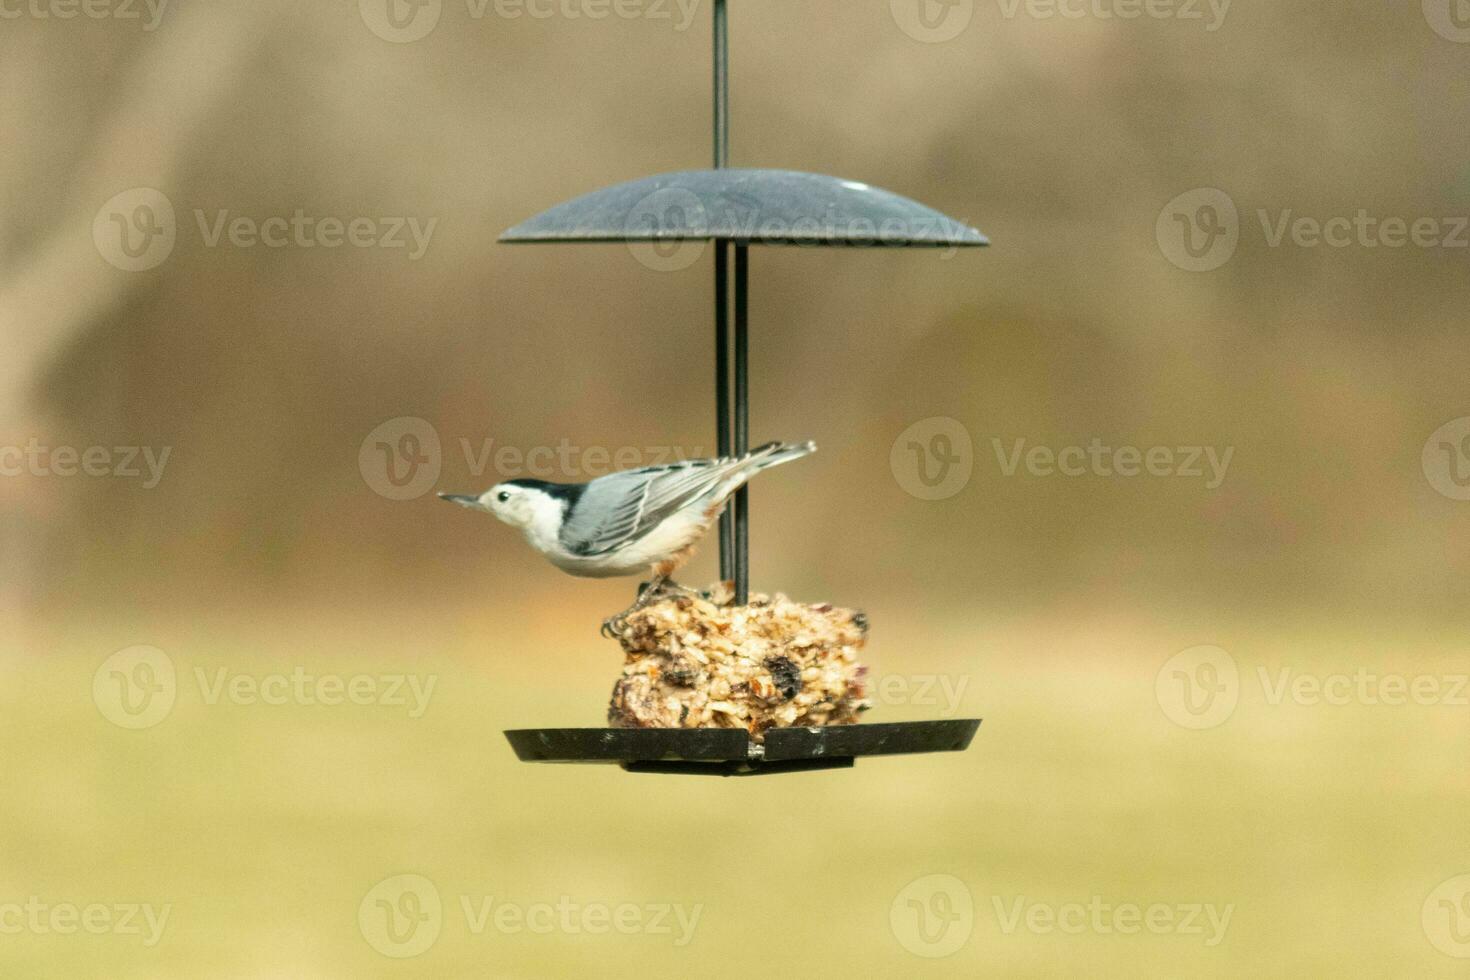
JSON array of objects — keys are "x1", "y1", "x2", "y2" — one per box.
[{"x1": 438, "y1": 493, "x2": 484, "y2": 511}]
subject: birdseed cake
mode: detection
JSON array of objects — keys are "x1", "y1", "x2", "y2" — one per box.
[{"x1": 605, "y1": 584, "x2": 872, "y2": 739}]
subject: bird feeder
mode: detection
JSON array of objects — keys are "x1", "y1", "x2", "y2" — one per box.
[{"x1": 500, "y1": 1, "x2": 983, "y2": 775}]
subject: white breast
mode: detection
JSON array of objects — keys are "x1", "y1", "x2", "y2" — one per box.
[{"x1": 543, "y1": 506, "x2": 714, "y2": 578}]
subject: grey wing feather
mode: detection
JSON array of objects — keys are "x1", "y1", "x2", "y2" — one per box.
[{"x1": 558, "y1": 459, "x2": 736, "y2": 557}]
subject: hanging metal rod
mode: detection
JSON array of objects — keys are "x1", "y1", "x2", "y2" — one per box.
[
  {"x1": 712, "y1": 0, "x2": 743, "y2": 597},
  {"x1": 732, "y1": 244, "x2": 749, "y2": 604}
]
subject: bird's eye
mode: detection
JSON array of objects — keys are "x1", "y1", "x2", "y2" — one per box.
[{"x1": 497, "y1": 491, "x2": 511, "y2": 503}]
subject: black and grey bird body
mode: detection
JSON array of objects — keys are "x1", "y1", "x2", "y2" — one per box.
[{"x1": 440, "y1": 441, "x2": 815, "y2": 580}]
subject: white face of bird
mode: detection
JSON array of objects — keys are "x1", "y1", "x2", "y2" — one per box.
[
  {"x1": 440, "y1": 483, "x2": 543, "y2": 530},
  {"x1": 482, "y1": 483, "x2": 542, "y2": 527}
]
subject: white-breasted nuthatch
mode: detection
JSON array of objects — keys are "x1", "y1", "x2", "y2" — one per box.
[{"x1": 440, "y1": 440, "x2": 816, "y2": 590}]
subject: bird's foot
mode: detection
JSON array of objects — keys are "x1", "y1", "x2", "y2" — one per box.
[
  {"x1": 648, "y1": 578, "x2": 701, "y2": 600},
  {"x1": 601, "y1": 578, "x2": 702, "y2": 639}
]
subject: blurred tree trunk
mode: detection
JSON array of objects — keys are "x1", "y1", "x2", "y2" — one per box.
[{"x1": 0, "y1": 5, "x2": 268, "y2": 617}]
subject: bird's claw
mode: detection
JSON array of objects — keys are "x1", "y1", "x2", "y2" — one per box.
[{"x1": 600, "y1": 578, "x2": 694, "y2": 638}]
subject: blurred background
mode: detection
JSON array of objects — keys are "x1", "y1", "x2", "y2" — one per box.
[{"x1": 4, "y1": 0, "x2": 1470, "y2": 975}]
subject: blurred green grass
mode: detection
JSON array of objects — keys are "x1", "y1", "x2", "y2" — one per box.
[{"x1": 2, "y1": 606, "x2": 1468, "y2": 978}]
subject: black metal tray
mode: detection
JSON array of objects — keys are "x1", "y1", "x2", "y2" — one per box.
[{"x1": 504, "y1": 719, "x2": 981, "y2": 777}]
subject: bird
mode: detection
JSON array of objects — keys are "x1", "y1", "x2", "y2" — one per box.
[{"x1": 439, "y1": 440, "x2": 816, "y2": 610}]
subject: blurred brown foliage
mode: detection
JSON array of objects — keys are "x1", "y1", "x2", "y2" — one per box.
[{"x1": 4, "y1": 0, "x2": 1469, "y2": 621}]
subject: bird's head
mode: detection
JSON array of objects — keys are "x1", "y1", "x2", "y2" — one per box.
[{"x1": 439, "y1": 481, "x2": 556, "y2": 531}]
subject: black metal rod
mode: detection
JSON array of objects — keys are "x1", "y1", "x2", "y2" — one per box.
[
  {"x1": 715, "y1": 239, "x2": 733, "y2": 582},
  {"x1": 733, "y1": 244, "x2": 749, "y2": 604},
  {"x1": 713, "y1": 0, "x2": 737, "y2": 590},
  {"x1": 713, "y1": 0, "x2": 728, "y2": 169}
]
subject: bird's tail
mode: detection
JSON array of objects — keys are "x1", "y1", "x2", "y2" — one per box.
[
  {"x1": 739, "y1": 440, "x2": 817, "y2": 471},
  {"x1": 704, "y1": 441, "x2": 816, "y2": 513}
]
